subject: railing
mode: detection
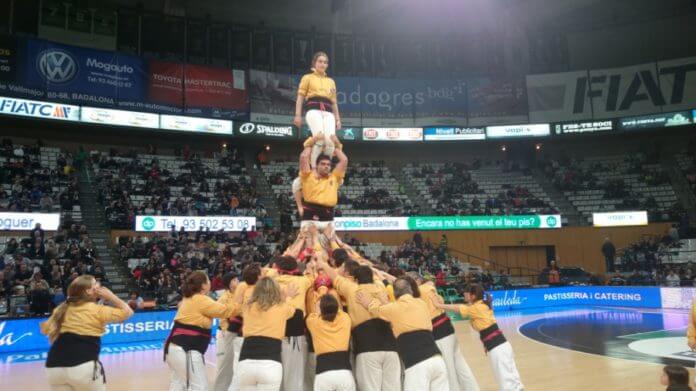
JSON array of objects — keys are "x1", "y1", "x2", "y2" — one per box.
[{"x1": 446, "y1": 247, "x2": 542, "y2": 286}]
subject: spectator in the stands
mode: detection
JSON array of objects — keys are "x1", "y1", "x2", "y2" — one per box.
[
  {"x1": 665, "y1": 269, "x2": 681, "y2": 287},
  {"x1": 608, "y1": 273, "x2": 626, "y2": 286},
  {"x1": 128, "y1": 291, "x2": 144, "y2": 311},
  {"x1": 602, "y1": 238, "x2": 616, "y2": 273}
]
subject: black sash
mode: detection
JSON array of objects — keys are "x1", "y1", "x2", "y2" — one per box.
[{"x1": 395, "y1": 330, "x2": 441, "y2": 369}]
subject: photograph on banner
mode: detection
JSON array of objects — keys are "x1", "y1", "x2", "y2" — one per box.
[
  {"x1": 234, "y1": 121, "x2": 297, "y2": 139},
  {"x1": 357, "y1": 77, "x2": 417, "y2": 127},
  {"x1": 423, "y1": 127, "x2": 486, "y2": 141},
  {"x1": 136, "y1": 216, "x2": 256, "y2": 232},
  {"x1": 618, "y1": 111, "x2": 693, "y2": 130},
  {"x1": 160, "y1": 115, "x2": 233, "y2": 135},
  {"x1": 526, "y1": 70, "x2": 593, "y2": 123},
  {"x1": 183, "y1": 65, "x2": 248, "y2": 119},
  {"x1": 553, "y1": 120, "x2": 614, "y2": 135},
  {"x1": 81, "y1": 107, "x2": 159, "y2": 128},
  {"x1": 249, "y1": 69, "x2": 300, "y2": 124},
  {"x1": 362, "y1": 127, "x2": 423, "y2": 142},
  {"x1": 0, "y1": 96, "x2": 80, "y2": 121},
  {"x1": 592, "y1": 211, "x2": 648, "y2": 227},
  {"x1": 587, "y1": 62, "x2": 663, "y2": 119},
  {"x1": 0, "y1": 212, "x2": 61, "y2": 231},
  {"x1": 467, "y1": 77, "x2": 528, "y2": 126},
  {"x1": 412, "y1": 78, "x2": 468, "y2": 126},
  {"x1": 300, "y1": 126, "x2": 362, "y2": 141},
  {"x1": 657, "y1": 56, "x2": 696, "y2": 112},
  {"x1": 20, "y1": 38, "x2": 147, "y2": 109},
  {"x1": 486, "y1": 123, "x2": 551, "y2": 138}
]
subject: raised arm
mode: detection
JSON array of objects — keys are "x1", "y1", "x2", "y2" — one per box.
[
  {"x1": 332, "y1": 136, "x2": 348, "y2": 174},
  {"x1": 300, "y1": 141, "x2": 312, "y2": 175}
]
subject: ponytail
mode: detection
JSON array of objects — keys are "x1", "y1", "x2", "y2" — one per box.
[
  {"x1": 41, "y1": 275, "x2": 96, "y2": 343},
  {"x1": 466, "y1": 284, "x2": 491, "y2": 308}
]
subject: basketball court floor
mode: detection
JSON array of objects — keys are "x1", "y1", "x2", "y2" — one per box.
[{"x1": 1, "y1": 305, "x2": 692, "y2": 390}]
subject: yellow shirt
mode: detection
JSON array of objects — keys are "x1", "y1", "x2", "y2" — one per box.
[
  {"x1": 242, "y1": 301, "x2": 296, "y2": 340},
  {"x1": 386, "y1": 284, "x2": 395, "y2": 302},
  {"x1": 419, "y1": 283, "x2": 445, "y2": 319},
  {"x1": 306, "y1": 311, "x2": 351, "y2": 355},
  {"x1": 335, "y1": 275, "x2": 388, "y2": 328},
  {"x1": 174, "y1": 293, "x2": 240, "y2": 329},
  {"x1": 298, "y1": 71, "x2": 337, "y2": 104},
  {"x1": 300, "y1": 170, "x2": 344, "y2": 207},
  {"x1": 275, "y1": 274, "x2": 313, "y2": 313},
  {"x1": 688, "y1": 300, "x2": 696, "y2": 347},
  {"x1": 306, "y1": 286, "x2": 339, "y2": 316},
  {"x1": 217, "y1": 290, "x2": 234, "y2": 330},
  {"x1": 367, "y1": 294, "x2": 432, "y2": 338},
  {"x1": 43, "y1": 301, "x2": 130, "y2": 337},
  {"x1": 459, "y1": 300, "x2": 496, "y2": 331}
]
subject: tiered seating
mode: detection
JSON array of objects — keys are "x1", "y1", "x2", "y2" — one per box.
[
  {"x1": 676, "y1": 152, "x2": 696, "y2": 194},
  {"x1": 263, "y1": 161, "x2": 411, "y2": 228},
  {"x1": 551, "y1": 155, "x2": 678, "y2": 222},
  {"x1": 404, "y1": 162, "x2": 556, "y2": 215},
  {"x1": 0, "y1": 143, "x2": 81, "y2": 223},
  {"x1": 665, "y1": 239, "x2": 696, "y2": 264},
  {"x1": 94, "y1": 151, "x2": 268, "y2": 229}
]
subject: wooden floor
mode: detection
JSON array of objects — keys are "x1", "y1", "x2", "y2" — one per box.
[{"x1": 1, "y1": 309, "x2": 690, "y2": 390}]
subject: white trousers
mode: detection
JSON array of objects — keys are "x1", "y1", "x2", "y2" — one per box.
[
  {"x1": 281, "y1": 336, "x2": 307, "y2": 391},
  {"x1": 305, "y1": 110, "x2": 336, "y2": 168},
  {"x1": 45, "y1": 361, "x2": 105, "y2": 391},
  {"x1": 436, "y1": 334, "x2": 480, "y2": 391},
  {"x1": 237, "y1": 359, "x2": 283, "y2": 391},
  {"x1": 403, "y1": 355, "x2": 449, "y2": 391},
  {"x1": 228, "y1": 336, "x2": 245, "y2": 391},
  {"x1": 213, "y1": 330, "x2": 238, "y2": 391},
  {"x1": 313, "y1": 369, "x2": 355, "y2": 391},
  {"x1": 304, "y1": 353, "x2": 316, "y2": 391},
  {"x1": 354, "y1": 351, "x2": 401, "y2": 391},
  {"x1": 488, "y1": 342, "x2": 524, "y2": 391},
  {"x1": 167, "y1": 344, "x2": 208, "y2": 391}
]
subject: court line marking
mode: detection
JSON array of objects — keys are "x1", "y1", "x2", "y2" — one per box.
[
  {"x1": 513, "y1": 308, "x2": 693, "y2": 368},
  {"x1": 617, "y1": 327, "x2": 687, "y2": 339}
]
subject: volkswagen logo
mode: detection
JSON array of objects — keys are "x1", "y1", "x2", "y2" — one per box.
[
  {"x1": 239, "y1": 123, "x2": 255, "y2": 134},
  {"x1": 37, "y1": 49, "x2": 78, "y2": 84}
]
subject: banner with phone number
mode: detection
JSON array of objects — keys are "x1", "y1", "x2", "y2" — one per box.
[{"x1": 135, "y1": 216, "x2": 256, "y2": 232}]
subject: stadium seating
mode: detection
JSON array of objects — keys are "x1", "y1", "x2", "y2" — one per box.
[{"x1": 404, "y1": 161, "x2": 558, "y2": 216}]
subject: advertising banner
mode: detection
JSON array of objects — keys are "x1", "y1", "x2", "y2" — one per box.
[
  {"x1": 362, "y1": 127, "x2": 423, "y2": 141},
  {"x1": 526, "y1": 70, "x2": 592, "y2": 123},
  {"x1": 20, "y1": 38, "x2": 147, "y2": 109},
  {"x1": 490, "y1": 286, "x2": 662, "y2": 311},
  {"x1": 300, "y1": 127, "x2": 362, "y2": 141},
  {"x1": 0, "y1": 310, "x2": 178, "y2": 355},
  {"x1": 334, "y1": 217, "x2": 408, "y2": 231},
  {"x1": 592, "y1": 211, "x2": 648, "y2": 227},
  {"x1": 486, "y1": 123, "x2": 550, "y2": 138},
  {"x1": 81, "y1": 107, "x2": 159, "y2": 128},
  {"x1": 618, "y1": 111, "x2": 693, "y2": 130},
  {"x1": 467, "y1": 77, "x2": 528, "y2": 126},
  {"x1": 0, "y1": 35, "x2": 17, "y2": 83},
  {"x1": 553, "y1": 120, "x2": 614, "y2": 135},
  {"x1": 423, "y1": 127, "x2": 486, "y2": 141},
  {"x1": 412, "y1": 79, "x2": 468, "y2": 126},
  {"x1": 135, "y1": 216, "x2": 256, "y2": 232},
  {"x1": 334, "y1": 215, "x2": 561, "y2": 231},
  {"x1": 334, "y1": 76, "x2": 362, "y2": 126},
  {"x1": 0, "y1": 96, "x2": 80, "y2": 121},
  {"x1": 355, "y1": 77, "x2": 416, "y2": 126},
  {"x1": 657, "y1": 57, "x2": 696, "y2": 112},
  {"x1": 0, "y1": 213, "x2": 61, "y2": 231},
  {"x1": 183, "y1": 65, "x2": 248, "y2": 119},
  {"x1": 526, "y1": 57, "x2": 696, "y2": 121},
  {"x1": 160, "y1": 115, "x2": 233, "y2": 135},
  {"x1": 147, "y1": 60, "x2": 183, "y2": 109},
  {"x1": 234, "y1": 121, "x2": 297, "y2": 139},
  {"x1": 407, "y1": 215, "x2": 561, "y2": 230},
  {"x1": 660, "y1": 288, "x2": 696, "y2": 310}
]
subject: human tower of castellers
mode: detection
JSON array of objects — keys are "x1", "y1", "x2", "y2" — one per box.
[{"x1": 39, "y1": 52, "x2": 524, "y2": 391}]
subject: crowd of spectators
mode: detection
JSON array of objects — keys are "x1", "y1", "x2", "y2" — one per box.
[
  {"x1": 0, "y1": 139, "x2": 80, "y2": 213},
  {"x1": 413, "y1": 161, "x2": 557, "y2": 216},
  {"x1": 94, "y1": 147, "x2": 269, "y2": 230},
  {"x1": 0, "y1": 223, "x2": 105, "y2": 317},
  {"x1": 118, "y1": 226, "x2": 293, "y2": 307}
]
